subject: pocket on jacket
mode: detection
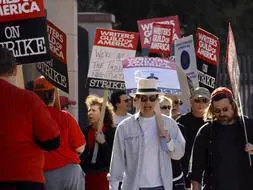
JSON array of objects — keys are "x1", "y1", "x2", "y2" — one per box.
[{"x1": 125, "y1": 136, "x2": 139, "y2": 155}]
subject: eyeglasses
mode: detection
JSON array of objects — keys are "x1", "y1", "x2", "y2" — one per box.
[
  {"x1": 214, "y1": 107, "x2": 229, "y2": 114},
  {"x1": 194, "y1": 98, "x2": 209, "y2": 104},
  {"x1": 160, "y1": 105, "x2": 171, "y2": 110},
  {"x1": 137, "y1": 95, "x2": 158, "y2": 102},
  {"x1": 173, "y1": 100, "x2": 183, "y2": 105},
  {"x1": 123, "y1": 99, "x2": 130, "y2": 103}
]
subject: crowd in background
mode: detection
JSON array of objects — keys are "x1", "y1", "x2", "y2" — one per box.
[{"x1": 1, "y1": 46, "x2": 253, "y2": 190}]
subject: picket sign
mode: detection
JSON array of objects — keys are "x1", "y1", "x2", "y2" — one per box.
[
  {"x1": 226, "y1": 23, "x2": 251, "y2": 166},
  {"x1": 53, "y1": 88, "x2": 61, "y2": 110}
]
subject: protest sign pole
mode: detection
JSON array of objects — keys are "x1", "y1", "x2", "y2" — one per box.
[
  {"x1": 226, "y1": 23, "x2": 251, "y2": 166},
  {"x1": 91, "y1": 89, "x2": 109, "y2": 163},
  {"x1": 154, "y1": 99, "x2": 169, "y2": 152},
  {"x1": 53, "y1": 88, "x2": 61, "y2": 110}
]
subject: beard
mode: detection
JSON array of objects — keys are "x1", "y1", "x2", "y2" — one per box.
[{"x1": 217, "y1": 115, "x2": 235, "y2": 125}]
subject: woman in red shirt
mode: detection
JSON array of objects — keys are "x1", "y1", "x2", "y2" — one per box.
[
  {"x1": 81, "y1": 95, "x2": 115, "y2": 190},
  {"x1": 33, "y1": 76, "x2": 86, "y2": 190}
]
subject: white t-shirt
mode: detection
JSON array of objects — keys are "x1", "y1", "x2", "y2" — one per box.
[
  {"x1": 113, "y1": 113, "x2": 132, "y2": 127},
  {"x1": 139, "y1": 116, "x2": 163, "y2": 188}
]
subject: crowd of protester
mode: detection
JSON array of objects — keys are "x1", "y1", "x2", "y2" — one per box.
[{"x1": 1, "y1": 46, "x2": 253, "y2": 190}]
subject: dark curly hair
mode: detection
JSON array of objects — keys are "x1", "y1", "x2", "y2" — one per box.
[
  {"x1": 86, "y1": 95, "x2": 114, "y2": 127},
  {"x1": 110, "y1": 89, "x2": 126, "y2": 111}
]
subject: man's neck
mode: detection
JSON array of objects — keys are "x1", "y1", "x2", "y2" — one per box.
[
  {"x1": 191, "y1": 111, "x2": 204, "y2": 119},
  {"x1": 0, "y1": 76, "x2": 15, "y2": 85},
  {"x1": 140, "y1": 111, "x2": 155, "y2": 118},
  {"x1": 115, "y1": 109, "x2": 127, "y2": 116}
]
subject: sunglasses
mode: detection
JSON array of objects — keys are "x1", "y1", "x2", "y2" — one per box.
[
  {"x1": 160, "y1": 105, "x2": 171, "y2": 110},
  {"x1": 173, "y1": 100, "x2": 183, "y2": 105},
  {"x1": 194, "y1": 98, "x2": 209, "y2": 104},
  {"x1": 214, "y1": 107, "x2": 229, "y2": 114},
  {"x1": 137, "y1": 95, "x2": 158, "y2": 102}
]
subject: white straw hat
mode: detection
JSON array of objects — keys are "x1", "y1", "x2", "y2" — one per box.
[{"x1": 130, "y1": 78, "x2": 163, "y2": 97}]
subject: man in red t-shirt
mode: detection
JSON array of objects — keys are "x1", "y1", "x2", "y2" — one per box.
[
  {"x1": 0, "y1": 48, "x2": 60, "y2": 190},
  {"x1": 33, "y1": 76, "x2": 86, "y2": 190}
]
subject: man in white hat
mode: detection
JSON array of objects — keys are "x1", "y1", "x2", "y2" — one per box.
[{"x1": 108, "y1": 79, "x2": 185, "y2": 190}]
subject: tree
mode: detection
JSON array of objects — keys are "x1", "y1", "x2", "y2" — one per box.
[{"x1": 78, "y1": 0, "x2": 253, "y2": 54}]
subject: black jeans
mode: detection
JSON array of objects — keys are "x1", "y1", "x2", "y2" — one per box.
[
  {"x1": 173, "y1": 176, "x2": 186, "y2": 190},
  {"x1": 0, "y1": 182, "x2": 45, "y2": 190}
]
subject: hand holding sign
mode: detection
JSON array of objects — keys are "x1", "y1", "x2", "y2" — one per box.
[{"x1": 154, "y1": 102, "x2": 170, "y2": 152}]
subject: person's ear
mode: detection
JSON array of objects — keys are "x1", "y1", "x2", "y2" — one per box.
[{"x1": 12, "y1": 65, "x2": 17, "y2": 76}]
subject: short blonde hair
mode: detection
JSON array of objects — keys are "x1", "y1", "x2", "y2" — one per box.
[{"x1": 85, "y1": 95, "x2": 114, "y2": 127}]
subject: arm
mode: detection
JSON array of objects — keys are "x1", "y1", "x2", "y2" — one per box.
[
  {"x1": 191, "y1": 180, "x2": 201, "y2": 190},
  {"x1": 167, "y1": 119, "x2": 185, "y2": 160},
  {"x1": 31, "y1": 93, "x2": 60, "y2": 151},
  {"x1": 188, "y1": 125, "x2": 209, "y2": 187},
  {"x1": 96, "y1": 127, "x2": 116, "y2": 165},
  {"x1": 108, "y1": 126, "x2": 125, "y2": 190},
  {"x1": 65, "y1": 111, "x2": 86, "y2": 153}
]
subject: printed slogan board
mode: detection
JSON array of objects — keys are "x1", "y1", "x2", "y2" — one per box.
[
  {"x1": 36, "y1": 21, "x2": 69, "y2": 93},
  {"x1": 137, "y1": 15, "x2": 181, "y2": 52},
  {"x1": 149, "y1": 23, "x2": 173, "y2": 56},
  {"x1": 196, "y1": 28, "x2": 220, "y2": 92},
  {"x1": 0, "y1": 0, "x2": 50, "y2": 64},
  {"x1": 87, "y1": 28, "x2": 139, "y2": 90},
  {"x1": 174, "y1": 35, "x2": 199, "y2": 93},
  {"x1": 122, "y1": 57, "x2": 181, "y2": 95}
]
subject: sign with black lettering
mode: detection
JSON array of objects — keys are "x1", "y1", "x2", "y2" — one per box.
[
  {"x1": 87, "y1": 28, "x2": 139, "y2": 90},
  {"x1": 36, "y1": 21, "x2": 69, "y2": 93},
  {"x1": 196, "y1": 28, "x2": 220, "y2": 92},
  {"x1": 0, "y1": 0, "x2": 49, "y2": 64}
]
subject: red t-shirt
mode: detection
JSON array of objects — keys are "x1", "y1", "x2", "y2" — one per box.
[
  {"x1": 0, "y1": 79, "x2": 60, "y2": 183},
  {"x1": 44, "y1": 107, "x2": 86, "y2": 171}
]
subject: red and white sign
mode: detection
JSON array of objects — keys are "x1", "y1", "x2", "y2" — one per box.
[
  {"x1": 0, "y1": 0, "x2": 45, "y2": 23},
  {"x1": 88, "y1": 28, "x2": 139, "y2": 90},
  {"x1": 149, "y1": 23, "x2": 173, "y2": 56},
  {"x1": 137, "y1": 15, "x2": 181, "y2": 49},
  {"x1": 47, "y1": 21, "x2": 67, "y2": 64},
  {"x1": 94, "y1": 28, "x2": 138, "y2": 50},
  {"x1": 196, "y1": 28, "x2": 220, "y2": 65}
]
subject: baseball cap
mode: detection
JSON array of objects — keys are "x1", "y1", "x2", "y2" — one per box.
[
  {"x1": 211, "y1": 87, "x2": 233, "y2": 99},
  {"x1": 33, "y1": 76, "x2": 54, "y2": 91},
  {"x1": 60, "y1": 96, "x2": 76, "y2": 107},
  {"x1": 191, "y1": 87, "x2": 211, "y2": 100}
]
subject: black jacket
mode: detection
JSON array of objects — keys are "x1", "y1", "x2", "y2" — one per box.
[
  {"x1": 177, "y1": 112, "x2": 207, "y2": 187},
  {"x1": 189, "y1": 117, "x2": 253, "y2": 190},
  {"x1": 80, "y1": 125, "x2": 115, "y2": 173}
]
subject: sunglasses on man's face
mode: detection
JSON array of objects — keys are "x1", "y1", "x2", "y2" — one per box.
[
  {"x1": 160, "y1": 105, "x2": 171, "y2": 110},
  {"x1": 137, "y1": 95, "x2": 158, "y2": 102},
  {"x1": 194, "y1": 98, "x2": 209, "y2": 104},
  {"x1": 213, "y1": 107, "x2": 229, "y2": 114}
]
